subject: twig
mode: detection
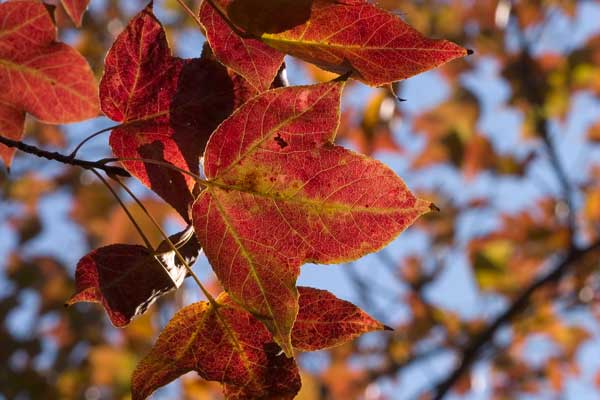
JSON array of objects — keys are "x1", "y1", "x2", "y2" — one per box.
[
  {"x1": 0, "y1": 135, "x2": 130, "y2": 177},
  {"x1": 431, "y1": 240, "x2": 600, "y2": 400}
]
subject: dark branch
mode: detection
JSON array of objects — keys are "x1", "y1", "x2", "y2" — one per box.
[
  {"x1": 431, "y1": 240, "x2": 600, "y2": 400},
  {"x1": 0, "y1": 135, "x2": 130, "y2": 177}
]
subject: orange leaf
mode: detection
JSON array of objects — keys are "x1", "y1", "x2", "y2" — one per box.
[{"x1": 131, "y1": 293, "x2": 300, "y2": 400}]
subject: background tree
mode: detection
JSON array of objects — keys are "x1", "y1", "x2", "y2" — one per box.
[{"x1": 1, "y1": 0, "x2": 600, "y2": 399}]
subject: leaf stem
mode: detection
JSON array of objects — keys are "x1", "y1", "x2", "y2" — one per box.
[
  {"x1": 103, "y1": 157, "x2": 207, "y2": 184},
  {"x1": 91, "y1": 169, "x2": 154, "y2": 250},
  {"x1": 175, "y1": 0, "x2": 206, "y2": 34},
  {"x1": 68, "y1": 124, "x2": 121, "y2": 159},
  {"x1": 113, "y1": 176, "x2": 218, "y2": 306}
]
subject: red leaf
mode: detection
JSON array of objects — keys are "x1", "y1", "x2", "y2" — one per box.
[
  {"x1": 100, "y1": 4, "x2": 255, "y2": 220},
  {"x1": 0, "y1": 101, "x2": 25, "y2": 169},
  {"x1": 255, "y1": 1, "x2": 468, "y2": 86},
  {"x1": 66, "y1": 229, "x2": 201, "y2": 327},
  {"x1": 292, "y1": 287, "x2": 386, "y2": 351},
  {"x1": 0, "y1": 0, "x2": 99, "y2": 168},
  {"x1": 199, "y1": 1, "x2": 285, "y2": 92},
  {"x1": 192, "y1": 82, "x2": 430, "y2": 355},
  {"x1": 131, "y1": 293, "x2": 300, "y2": 400},
  {"x1": 61, "y1": 0, "x2": 89, "y2": 26}
]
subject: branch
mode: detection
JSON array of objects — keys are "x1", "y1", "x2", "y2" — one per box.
[
  {"x1": 0, "y1": 135, "x2": 130, "y2": 177},
  {"x1": 431, "y1": 240, "x2": 600, "y2": 400}
]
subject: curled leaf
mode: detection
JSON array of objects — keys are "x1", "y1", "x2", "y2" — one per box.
[{"x1": 66, "y1": 230, "x2": 201, "y2": 327}]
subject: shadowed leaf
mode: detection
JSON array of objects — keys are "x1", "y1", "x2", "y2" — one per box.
[
  {"x1": 292, "y1": 287, "x2": 385, "y2": 351},
  {"x1": 192, "y1": 82, "x2": 430, "y2": 355},
  {"x1": 66, "y1": 229, "x2": 201, "y2": 327},
  {"x1": 100, "y1": 4, "x2": 255, "y2": 220},
  {"x1": 0, "y1": 0, "x2": 98, "y2": 168},
  {"x1": 131, "y1": 293, "x2": 300, "y2": 400}
]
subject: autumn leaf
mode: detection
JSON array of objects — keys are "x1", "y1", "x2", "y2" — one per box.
[
  {"x1": 61, "y1": 0, "x2": 90, "y2": 26},
  {"x1": 292, "y1": 287, "x2": 387, "y2": 351},
  {"x1": 0, "y1": 0, "x2": 98, "y2": 168},
  {"x1": 199, "y1": 1, "x2": 285, "y2": 92},
  {"x1": 131, "y1": 293, "x2": 301, "y2": 400},
  {"x1": 0, "y1": 101, "x2": 25, "y2": 168},
  {"x1": 66, "y1": 229, "x2": 201, "y2": 327},
  {"x1": 209, "y1": 0, "x2": 469, "y2": 86},
  {"x1": 100, "y1": 4, "x2": 255, "y2": 220},
  {"x1": 192, "y1": 82, "x2": 431, "y2": 355}
]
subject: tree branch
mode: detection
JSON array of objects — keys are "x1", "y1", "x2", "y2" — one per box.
[
  {"x1": 431, "y1": 240, "x2": 600, "y2": 400},
  {"x1": 0, "y1": 135, "x2": 130, "y2": 177}
]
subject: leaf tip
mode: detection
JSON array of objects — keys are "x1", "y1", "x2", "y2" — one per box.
[
  {"x1": 383, "y1": 324, "x2": 394, "y2": 331},
  {"x1": 429, "y1": 203, "x2": 441, "y2": 213}
]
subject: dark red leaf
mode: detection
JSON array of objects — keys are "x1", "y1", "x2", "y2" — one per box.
[
  {"x1": 100, "y1": 4, "x2": 255, "y2": 220},
  {"x1": 66, "y1": 229, "x2": 201, "y2": 327}
]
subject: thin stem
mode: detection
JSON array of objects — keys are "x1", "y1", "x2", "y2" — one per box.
[
  {"x1": 91, "y1": 169, "x2": 154, "y2": 250},
  {"x1": 113, "y1": 176, "x2": 217, "y2": 305},
  {"x1": 103, "y1": 157, "x2": 206, "y2": 183},
  {"x1": 175, "y1": 0, "x2": 206, "y2": 33},
  {"x1": 0, "y1": 135, "x2": 130, "y2": 177},
  {"x1": 69, "y1": 124, "x2": 121, "y2": 159}
]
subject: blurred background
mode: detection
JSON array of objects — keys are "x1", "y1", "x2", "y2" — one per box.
[{"x1": 2, "y1": 0, "x2": 600, "y2": 399}]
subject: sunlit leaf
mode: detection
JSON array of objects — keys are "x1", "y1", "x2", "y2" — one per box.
[
  {"x1": 192, "y1": 82, "x2": 431, "y2": 354},
  {"x1": 199, "y1": 1, "x2": 285, "y2": 92},
  {"x1": 210, "y1": 0, "x2": 468, "y2": 86},
  {"x1": 292, "y1": 287, "x2": 386, "y2": 351},
  {"x1": 0, "y1": 0, "x2": 98, "y2": 168}
]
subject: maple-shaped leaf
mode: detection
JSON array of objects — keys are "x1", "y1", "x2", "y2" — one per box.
[
  {"x1": 192, "y1": 82, "x2": 431, "y2": 355},
  {"x1": 66, "y1": 229, "x2": 201, "y2": 327},
  {"x1": 100, "y1": 3, "x2": 255, "y2": 220},
  {"x1": 0, "y1": 0, "x2": 98, "y2": 168},
  {"x1": 131, "y1": 293, "x2": 300, "y2": 400},
  {"x1": 61, "y1": 0, "x2": 90, "y2": 26},
  {"x1": 208, "y1": 0, "x2": 468, "y2": 86},
  {"x1": 199, "y1": 1, "x2": 284, "y2": 92},
  {"x1": 292, "y1": 287, "x2": 386, "y2": 351}
]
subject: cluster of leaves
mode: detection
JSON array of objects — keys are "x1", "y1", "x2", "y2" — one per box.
[
  {"x1": 3, "y1": 1, "x2": 600, "y2": 399},
  {"x1": 0, "y1": 0, "x2": 470, "y2": 398}
]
